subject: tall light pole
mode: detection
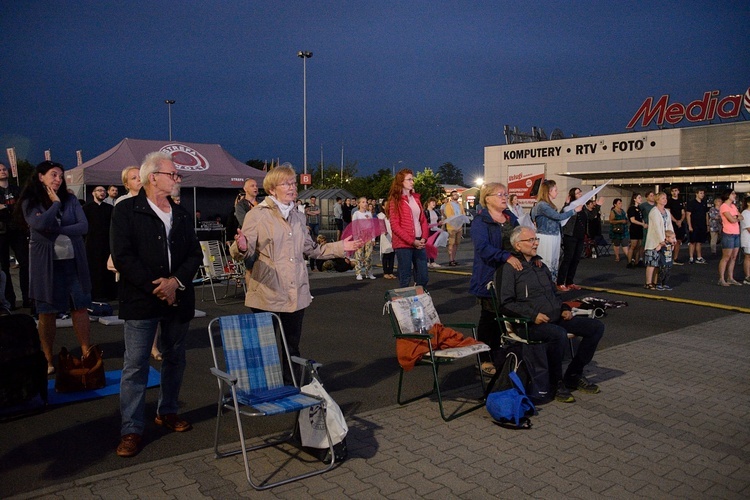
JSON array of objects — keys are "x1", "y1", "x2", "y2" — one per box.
[
  {"x1": 297, "y1": 51, "x2": 312, "y2": 189},
  {"x1": 392, "y1": 160, "x2": 402, "y2": 177},
  {"x1": 164, "y1": 100, "x2": 175, "y2": 140}
]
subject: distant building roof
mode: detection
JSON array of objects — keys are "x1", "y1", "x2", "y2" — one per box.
[{"x1": 297, "y1": 188, "x2": 355, "y2": 200}]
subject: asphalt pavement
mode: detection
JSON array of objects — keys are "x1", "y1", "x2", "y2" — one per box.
[{"x1": 1, "y1": 238, "x2": 748, "y2": 498}]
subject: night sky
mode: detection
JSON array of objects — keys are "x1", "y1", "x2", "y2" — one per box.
[{"x1": 1, "y1": 1, "x2": 748, "y2": 181}]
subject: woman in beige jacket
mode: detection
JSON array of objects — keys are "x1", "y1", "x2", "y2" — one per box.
[{"x1": 231, "y1": 164, "x2": 362, "y2": 363}]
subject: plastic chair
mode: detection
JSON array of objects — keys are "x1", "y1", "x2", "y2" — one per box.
[
  {"x1": 207, "y1": 313, "x2": 335, "y2": 490},
  {"x1": 384, "y1": 286, "x2": 490, "y2": 421}
]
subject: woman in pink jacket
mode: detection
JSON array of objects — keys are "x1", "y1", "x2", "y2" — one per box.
[{"x1": 387, "y1": 169, "x2": 430, "y2": 288}]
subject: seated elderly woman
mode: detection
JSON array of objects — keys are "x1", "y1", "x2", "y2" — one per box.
[{"x1": 230, "y1": 163, "x2": 362, "y2": 372}]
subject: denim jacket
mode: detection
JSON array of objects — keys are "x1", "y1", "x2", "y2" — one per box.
[{"x1": 531, "y1": 201, "x2": 575, "y2": 236}]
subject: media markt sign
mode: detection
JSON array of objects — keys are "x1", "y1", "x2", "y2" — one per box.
[{"x1": 626, "y1": 87, "x2": 750, "y2": 129}]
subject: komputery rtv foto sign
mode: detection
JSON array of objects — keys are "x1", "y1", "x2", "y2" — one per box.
[{"x1": 626, "y1": 87, "x2": 750, "y2": 129}]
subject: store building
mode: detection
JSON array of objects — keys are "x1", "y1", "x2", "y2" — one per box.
[{"x1": 484, "y1": 87, "x2": 750, "y2": 207}]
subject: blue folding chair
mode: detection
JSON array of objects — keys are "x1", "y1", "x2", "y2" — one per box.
[{"x1": 208, "y1": 312, "x2": 335, "y2": 490}]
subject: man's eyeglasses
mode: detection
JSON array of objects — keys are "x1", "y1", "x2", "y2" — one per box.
[
  {"x1": 277, "y1": 181, "x2": 297, "y2": 189},
  {"x1": 153, "y1": 171, "x2": 183, "y2": 182},
  {"x1": 518, "y1": 237, "x2": 540, "y2": 243}
]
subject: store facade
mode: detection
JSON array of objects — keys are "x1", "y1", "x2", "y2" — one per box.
[{"x1": 484, "y1": 88, "x2": 750, "y2": 206}]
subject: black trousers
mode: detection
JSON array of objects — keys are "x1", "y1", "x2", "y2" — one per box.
[
  {"x1": 558, "y1": 235, "x2": 585, "y2": 286},
  {"x1": 0, "y1": 229, "x2": 29, "y2": 306},
  {"x1": 527, "y1": 316, "x2": 604, "y2": 386},
  {"x1": 476, "y1": 298, "x2": 501, "y2": 363}
]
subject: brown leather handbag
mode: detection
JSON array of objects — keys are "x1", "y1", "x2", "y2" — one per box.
[{"x1": 55, "y1": 345, "x2": 106, "y2": 393}]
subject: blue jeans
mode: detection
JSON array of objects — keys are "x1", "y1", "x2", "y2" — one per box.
[
  {"x1": 120, "y1": 315, "x2": 189, "y2": 436},
  {"x1": 395, "y1": 247, "x2": 429, "y2": 288},
  {"x1": 527, "y1": 316, "x2": 604, "y2": 386}
]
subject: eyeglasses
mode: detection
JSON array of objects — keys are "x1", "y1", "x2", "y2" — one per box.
[
  {"x1": 153, "y1": 171, "x2": 183, "y2": 182},
  {"x1": 403, "y1": 177, "x2": 414, "y2": 182},
  {"x1": 487, "y1": 192, "x2": 508, "y2": 198},
  {"x1": 276, "y1": 181, "x2": 297, "y2": 189},
  {"x1": 518, "y1": 237, "x2": 540, "y2": 243}
]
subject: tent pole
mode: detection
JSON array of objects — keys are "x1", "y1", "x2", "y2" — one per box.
[{"x1": 193, "y1": 186, "x2": 197, "y2": 229}]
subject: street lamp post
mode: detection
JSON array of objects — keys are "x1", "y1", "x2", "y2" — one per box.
[
  {"x1": 297, "y1": 51, "x2": 312, "y2": 189},
  {"x1": 392, "y1": 160, "x2": 402, "y2": 177},
  {"x1": 164, "y1": 100, "x2": 175, "y2": 141}
]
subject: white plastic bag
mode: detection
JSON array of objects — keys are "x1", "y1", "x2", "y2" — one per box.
[{"x1": 299, "y1": 378, "x2": 348, "y2": 448}]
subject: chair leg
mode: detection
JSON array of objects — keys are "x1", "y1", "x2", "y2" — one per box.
[
  {"x1": 398, "y1": 361, "x2": 486, "y2": 422},
  {"x1": 568, "y1": 337, "x2": 576, "y2": 359},
  {"x1": 397, "y1": 366, "x2": 437, "y2": 405}
]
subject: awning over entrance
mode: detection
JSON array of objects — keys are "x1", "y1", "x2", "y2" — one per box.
[{"x1": 561, "y1": 164, "x2": 750, "y2": 186}]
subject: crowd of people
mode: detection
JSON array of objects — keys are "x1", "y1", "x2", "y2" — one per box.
[{"x1": 2, "y1": 154, "x2": 747, "y2": 456}]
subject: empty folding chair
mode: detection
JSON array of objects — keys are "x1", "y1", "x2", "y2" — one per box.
[{"x1": 207, "y1": 312, "x2": 335, "y2": 490}]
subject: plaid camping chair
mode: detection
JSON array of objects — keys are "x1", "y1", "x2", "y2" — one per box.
[{"x1": 208, "y1": 313, "x2": 335, "y2": 490}]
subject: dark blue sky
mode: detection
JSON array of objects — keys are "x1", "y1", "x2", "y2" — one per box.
[{"x1": 1, "y1": 1, "x2": 748, "y2": 181}]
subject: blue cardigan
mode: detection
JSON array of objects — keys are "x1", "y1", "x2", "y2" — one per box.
[
  {"x1": 469, "y1": 209, "x2": 518, "y2": 298},
  {"x1": 23, "y1": 196, "x2": 91, "y2": 305}
]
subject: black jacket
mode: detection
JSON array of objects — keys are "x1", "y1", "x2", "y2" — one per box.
[
  {"x1": 499, "y1": 252, "x2": 570, "y2": 322},
  {"x1": 110, "y1": 190, "x2": 202, "y2": 322}
]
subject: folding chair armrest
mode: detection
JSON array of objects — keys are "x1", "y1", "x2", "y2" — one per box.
[
  {"x1": 443, "y1": 322, "x2": 479, "y2": 341},
  {"x1": 503, "y1": 316, "x2": 532, "y2": 325},
  {"x1": 290, "y1": 356, "x2": 323, "y2": 371},
  {"x1": 210, "y1": 366, "x2": 238, "y2": 384},
  {"x1": 443, "y1": 322, "x2": 477, "y2": 330},
  {"x1": 395, "y1": 332, "x2": 431, "y2": 340},
  {"x1": 500, "y1": 315, "x2": 534, "y2": 342}
]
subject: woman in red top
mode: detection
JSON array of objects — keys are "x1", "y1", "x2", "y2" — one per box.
[{"x1": 387, "y1": 169, "x2": 430, "y2": 288}]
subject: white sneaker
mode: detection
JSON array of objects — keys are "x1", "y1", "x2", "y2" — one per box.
[
  {"x1": 368, "y1": 273, "x2": 376, "y2": 280},
  {"x1": 427, "y1": 262, "x2": 435, "y2": 268},
  {"x1": 432, "y1": 262, "x2": 442, "y2": 268},
  {"x1": 356, "y1": 275, "x2": 363, "y2": 281}
]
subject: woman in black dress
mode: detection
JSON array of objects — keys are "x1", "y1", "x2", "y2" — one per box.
[{"x1": 627, "y1": 193, "x2": 648, "y2": 268}]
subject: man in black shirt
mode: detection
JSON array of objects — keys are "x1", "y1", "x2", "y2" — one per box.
[
  {"x1": 686, "y1": 188, "x2": 708, "y2": 264},
  {"x1": 0, "y1": 163, "x2": 29, "y2": 309},
  {"x1": 665, "y1": 186, "x2": 685, "y2": 265}
]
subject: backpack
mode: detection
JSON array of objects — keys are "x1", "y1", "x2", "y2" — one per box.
[{"x1": 486, "y1": 352, "x2": 536, "y2": 428}]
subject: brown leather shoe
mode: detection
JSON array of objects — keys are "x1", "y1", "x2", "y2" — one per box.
[
  {"x1": 155, "y1": 413, "x2": 192, "y2": 432},
  {"x1": 116, "y1": 433, "x2": 142, "y2": 457}
]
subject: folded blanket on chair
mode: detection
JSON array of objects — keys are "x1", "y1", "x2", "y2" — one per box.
[{"x1": 397, "y1": 323, "x2": 484, "y2": 371}]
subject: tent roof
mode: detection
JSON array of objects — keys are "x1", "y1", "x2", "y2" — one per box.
[{"x1": 65, "y1": 138, "x2": 266, "y2": 189}]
